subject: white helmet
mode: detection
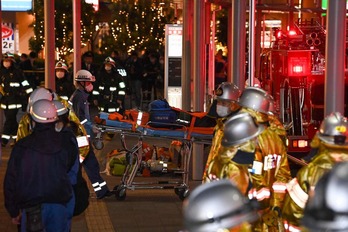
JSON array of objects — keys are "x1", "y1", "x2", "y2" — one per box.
[
  {"x1": 30, "y1": 99, "x2": 58, "y2": 123},
  {"x1": 27, "y1": 87, "x2": 53, "y2": 112},
  {"x1": 302, "y1": 162, "x2": 348, "y2": 231},
  {"x1": 104, "y1": 57, "x2": 116, "y2": 67},
  {"x1": 53, "y1": 100, "x2": 68, "y2": 116},
  {"x1": 214, "y1": 82, "x2": 241, "y2": 102},
  {"x1": 55, "y1": 61, "x2": 68, "y2": 72},
  {"x1": 318, "y1": 112, "x2": 348, "y2": 145},
  {"x1": 238, "y1": 87, "x2": 271, "y2": 114},
  {"x1": 74, "y1": 69, "x2": 95, "y2": 82},
  {"x1": 183, "y1": 180, "x2": 259, "y2": 232}
]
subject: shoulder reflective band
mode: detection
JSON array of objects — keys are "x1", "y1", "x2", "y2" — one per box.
[{"x1": 286, "y1": 178, "x2": 308, "y2": 208}]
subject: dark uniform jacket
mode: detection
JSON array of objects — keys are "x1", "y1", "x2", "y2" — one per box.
[
  {"x1": 0, "y1": 66, "x2": 33, "y2": 110},
  {"x1": 4, "y1": 123, "x2": 78, "y2": 218}
]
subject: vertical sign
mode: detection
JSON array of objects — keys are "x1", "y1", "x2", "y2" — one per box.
[
  {"x1": 165, "y1": 24, "x2": 183, "y2": 108},
  {"x1": 2, "y1": 23, "x2": 15, "y2": 54}
]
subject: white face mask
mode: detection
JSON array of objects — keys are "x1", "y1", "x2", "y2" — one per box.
[
  {"x1": 105, "y1": 66, "x2": 112, "y2": 71},
  {"x1": 85, "y1": 83, "x2": 93, "y2": 92},
  {"x1": 56, "y1": 71, "x2": 65, "y2": 78},
  {"x1": 3, "y1": 61, "x2": 11, "y2": 68},
  {"x1": 216, "y1": 105, "x2": 231, "y2": 117}
]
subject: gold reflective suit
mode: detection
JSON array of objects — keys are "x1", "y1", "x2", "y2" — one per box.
[
  {"x1": 202, "y1": 118, "x2": 226, "y2": 183},
  {"x1": 281, "y1": 140, "x2": 348, "y2": 231},
  {"x1": 16, "y1": 100, "x2": 90, "y2": 160},
  {"x1": 241, "y1": 108, "x2": 291, "y2": 232}
]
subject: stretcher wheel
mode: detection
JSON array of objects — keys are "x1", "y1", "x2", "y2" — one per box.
[
  {"x1": 114, "y1": 185, "x2": 127, "y2": 201},
  {"x1": 93, "y1": 140, "x2": 104, "y2": 150},
  {"x1": 175, "y1": 187, "x2": 190, "y2": 201}
]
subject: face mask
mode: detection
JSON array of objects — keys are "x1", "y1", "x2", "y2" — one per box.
[
  {"x1": 56, "y1": 71, "x2": 65, "y2": 78},
  {"x1": 105, "y1": 66, "x2": 112, "y2": 71},
  {"x1": 85, "y1": 83, "x2": 93, "y2": 92},
  {"x1": 216, "y1": 105, "x2": 231, "y2": 117},
  {"x1": 3, "y1": 61, "x2": 11, "y2": 68}
]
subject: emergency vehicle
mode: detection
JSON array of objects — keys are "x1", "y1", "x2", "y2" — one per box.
[{"x1": 259, "y1": 19, "x2": 348, "y2": 156}]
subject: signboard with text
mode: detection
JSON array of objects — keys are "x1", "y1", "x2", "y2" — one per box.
[
  {"x1": 165, "y1": 24, "x2": 183, "y2": 108},
  {"x1": 2, "y1": 24, "x2": 15, "y2": 54}
]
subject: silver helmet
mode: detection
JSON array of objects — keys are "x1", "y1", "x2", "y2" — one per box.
[
  {"x1": 317, "y1": 112, "x2": 348, "y2": 145},
  {"x1": 302, "y1": 162, "x2": 348, "y2": 231},
  {"x1": 238, "y1": 87, "x2": 271, "y2": 114},
  {"x1": 221, "y1": 112, "x2": 265, "y2": 147},
  {"x1": 30, "y1": 99, "x2": 58, "y2": 123},
  {"x1": 215, "y1": 82, "x2": 241, "y2": 102},
  {"x1": 183, "y1": 179, "x2": 259, "y2": 232}
]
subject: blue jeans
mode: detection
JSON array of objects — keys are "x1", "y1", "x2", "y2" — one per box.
[{"x1": 21, "y1": 202, "x2": 72, "y2": 232}]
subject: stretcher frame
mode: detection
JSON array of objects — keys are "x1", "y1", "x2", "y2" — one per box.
[{"x1": 94, "y1": 122, "x2": 212, "y2": 201}]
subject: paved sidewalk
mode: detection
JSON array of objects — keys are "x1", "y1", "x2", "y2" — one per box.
[{"x1": 0, "y1": 134, "x2": 204, "y2": 232}]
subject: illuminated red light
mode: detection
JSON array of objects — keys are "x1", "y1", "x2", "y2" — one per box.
[
  {"x1": 298, "y1": 140, "x2": 308, "y2": 148},
  {"x1": 293, "y1": 65, "x2": 303, "y2": 73},
  {"x1": 288, "y1": 30, "x2": 297, "y2": 36},
  {"x1": 276, "y1": 31, "x2": 282, "y2": 38},
  {"x1": 292, "y1": 140, "x2": 308, "y2": 148}
]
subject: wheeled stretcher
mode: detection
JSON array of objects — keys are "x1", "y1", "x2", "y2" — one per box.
[{"x1": 93, "y1": 111, "x2": 214, "y2": 200}]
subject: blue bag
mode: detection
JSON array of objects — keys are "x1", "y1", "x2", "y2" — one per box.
[{"x1": 148, "y1": 99, "x2": 177, "y2": 126}]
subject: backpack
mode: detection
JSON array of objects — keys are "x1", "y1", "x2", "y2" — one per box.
[{"x1": 148, "y1": 99, "x2": 177, "y2": 127}]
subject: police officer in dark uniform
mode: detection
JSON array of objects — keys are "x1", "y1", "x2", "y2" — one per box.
[
  {"x1": 98, "y1": 57, "x2": 127, "y2": 114},
  {"x1": 0, "y1": 53, "x2": 33, "y2": 147},
  {"x1": 55, "y1": 61, "x2": 74, "y2": 101}
]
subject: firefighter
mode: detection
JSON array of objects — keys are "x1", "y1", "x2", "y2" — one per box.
[
  {"x1": 238, "y1": 86, "x2": 291, "y2": 231},
  {"x1": 282, "y1": 112, "x2": 348, "y2": 232},
  {"x1": 97, "y1": 57, "x2": 127, "y2": 114},
  {"x1": 205, "y1": 112, "x2": 265, "y2": 195},
  {"x1": 183, "y1": 179, "x2": 259, "y2": 232},
  {"x1": 202, "y1": 82, "x2": 241, "y2": 183},
  {"x1": 302, "y1": 161, "x2": 348, "y2": 232},
  {"x1": 55, "y1": 61, "x2": 74, "y2": 101},
  {"x1": 70, "y1": 69, "x2": 113, "y2": 199},
  {"x1": 0, "y1": 53, "x2": 33, "y2": 147}
]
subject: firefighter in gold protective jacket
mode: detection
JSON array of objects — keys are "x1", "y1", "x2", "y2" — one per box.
[
  {"x1": 16, "y1": 87, "x2": 90, "y2": 162},
  {"x1": 202, "y1": 82, "x2": 241, "y2": 183},
  {"x1": 282, "y1": 112, "x2": 348, "y2": 232},
  {"x1": 205, "y1": 112, "x2": 264, "y2": 195},
  {"x1": 238, "y1": 87, "x2": 291, "y2": 231},
  {"x1": 0, "y1": 53, "x2": 33, "y2": 147}
]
